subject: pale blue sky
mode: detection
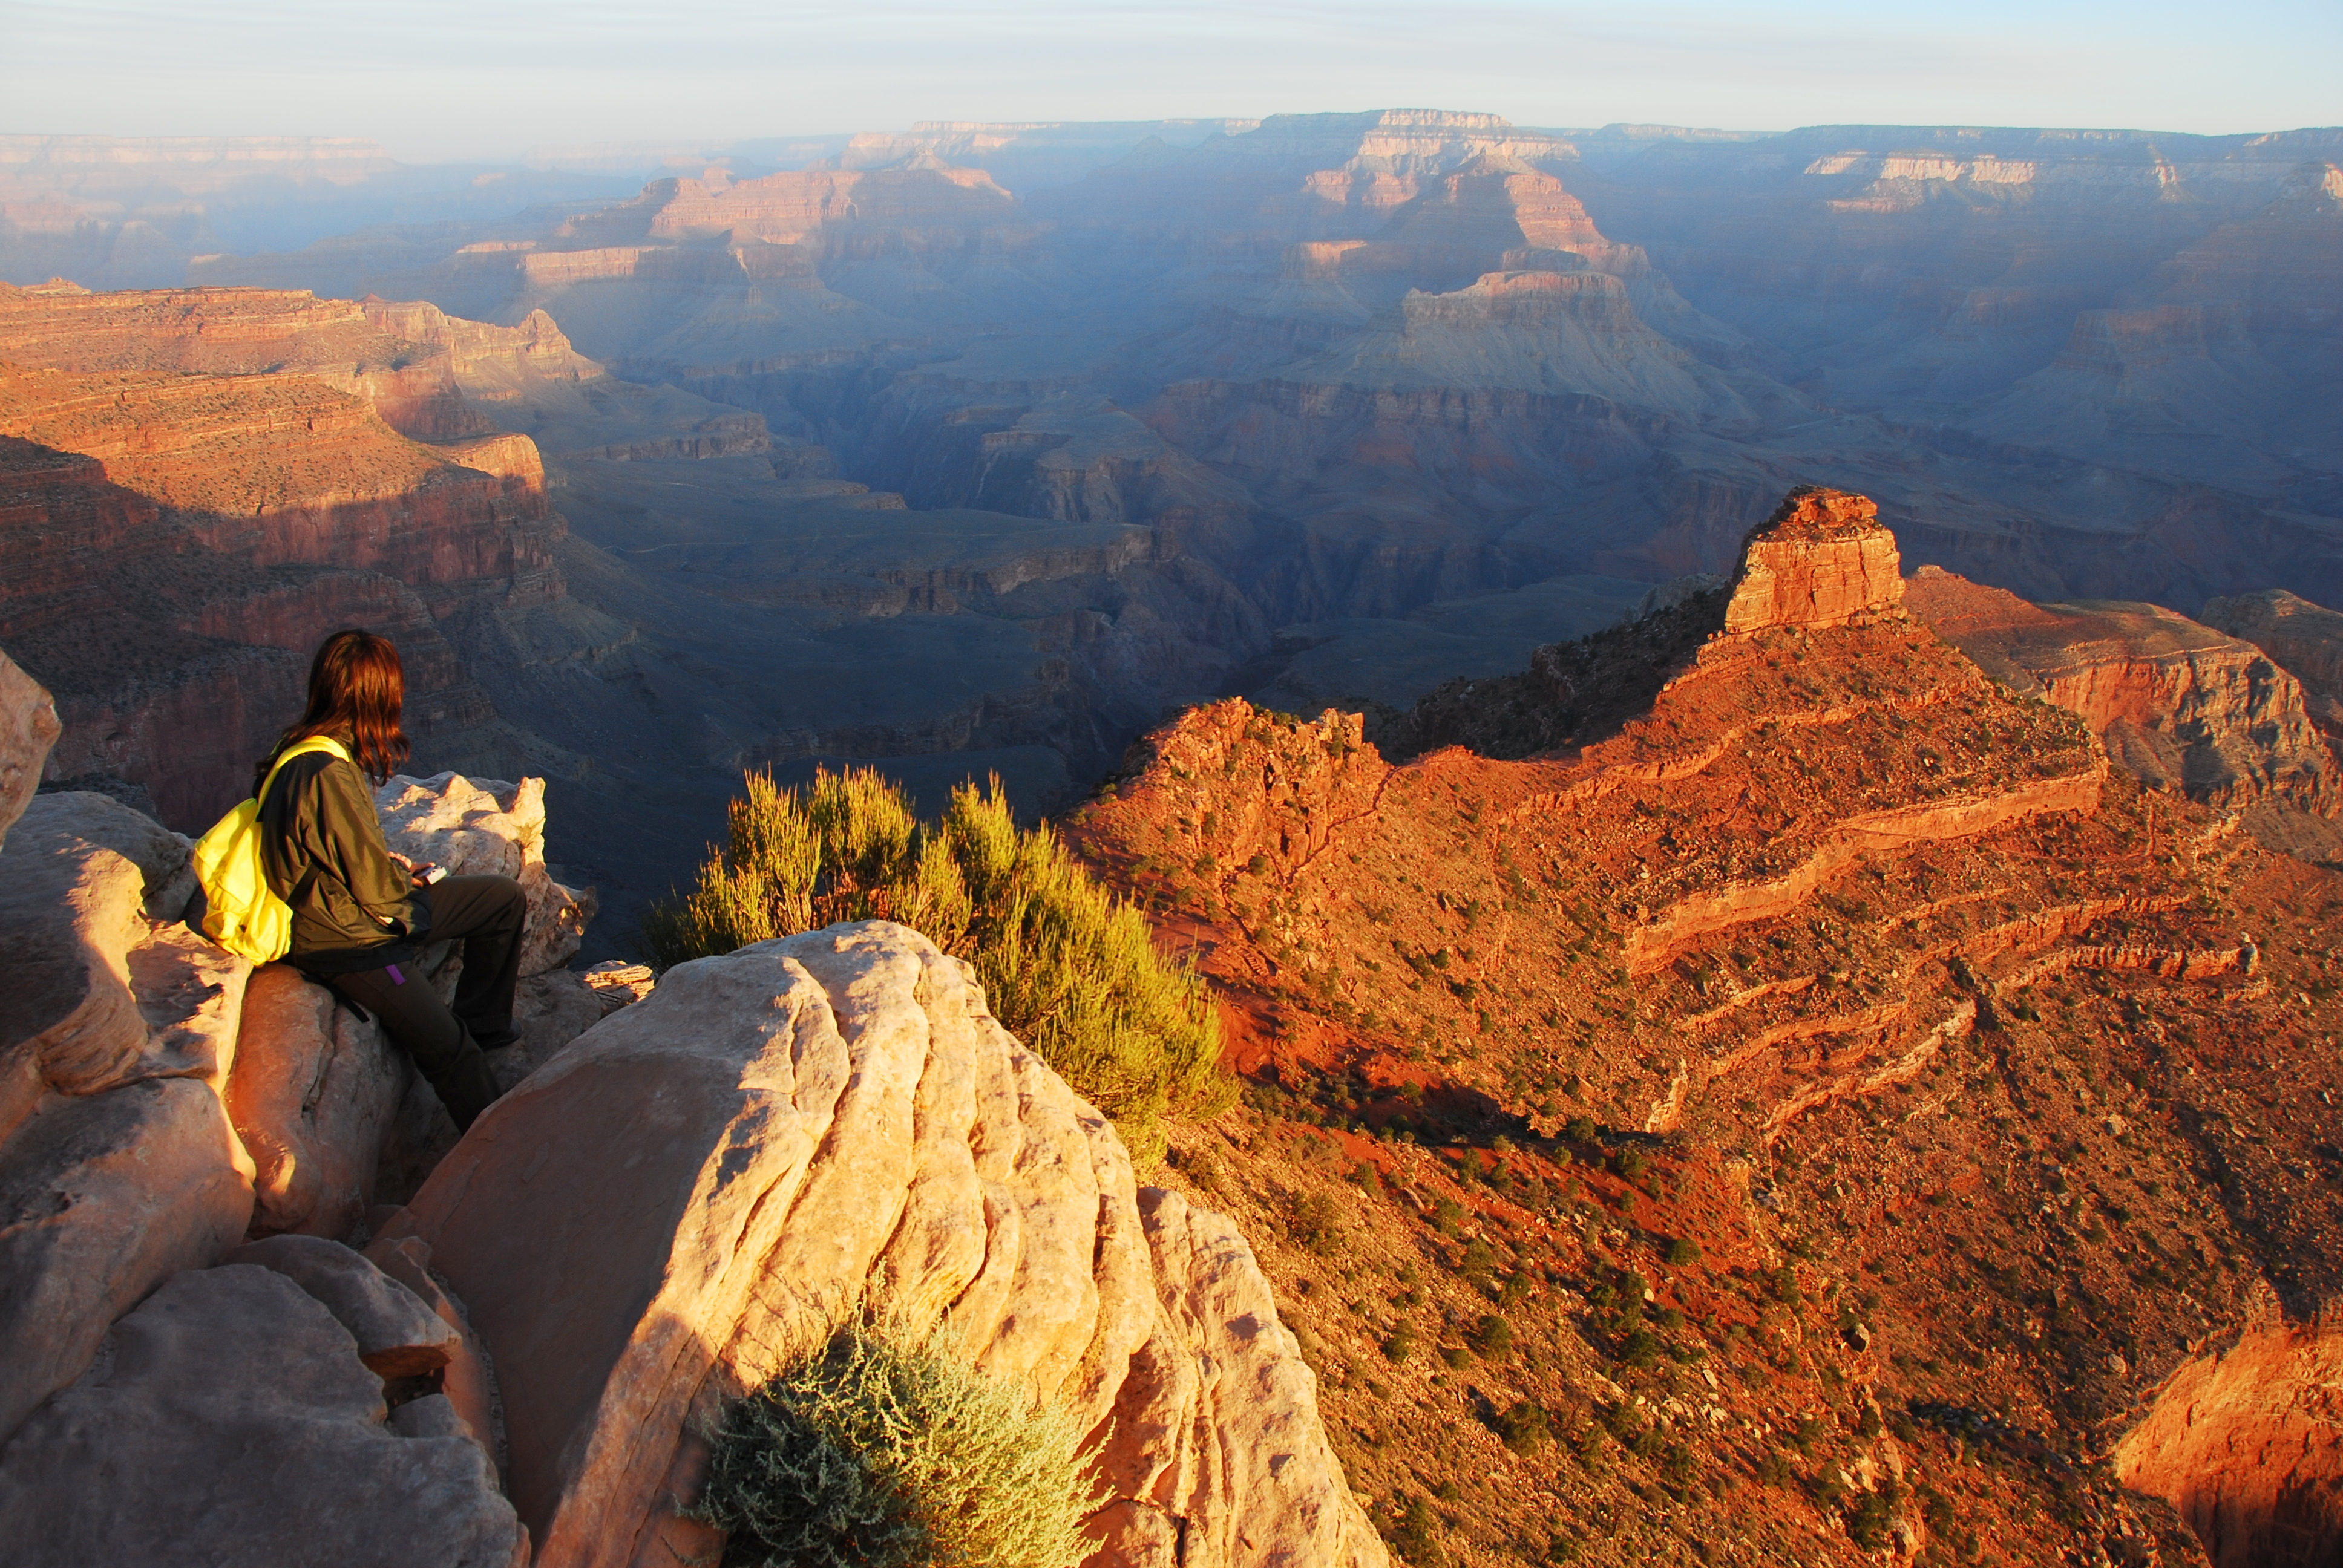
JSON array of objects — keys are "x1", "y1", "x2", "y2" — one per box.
[{"x1": 6, "y1": 0, "x2": 2336, "y2": 160}]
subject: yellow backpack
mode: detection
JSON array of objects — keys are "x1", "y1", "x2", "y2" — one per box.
[{"x1": 192, "y1": 735, "x2": 352, "y2": 963}]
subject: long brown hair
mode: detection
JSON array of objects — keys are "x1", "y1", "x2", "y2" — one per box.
[{"x1": 256, "y1": 629, "x2": 411, "y2": 793}]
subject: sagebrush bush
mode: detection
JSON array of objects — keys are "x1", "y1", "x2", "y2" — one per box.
[
  {"x1": 693, "y1": 1310, "x2": 1099, "y2": 1568},
  {"x1": 646, "y1": 767, "x2": 1229, "y2": 1160}
]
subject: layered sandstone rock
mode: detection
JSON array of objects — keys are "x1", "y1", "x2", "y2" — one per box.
[
  {"x1": 1723, "y1": 486, "x2": 1906, "y2": 635},
  {"x1": 377, "y1": 920, "x2": 1382, "y2": 1568},
  {"x1": 2116, "y1": 1296, "x2": 2343, "y2": 1567},
  {"x1": 2203, "y1": 587, "x2": 2343, "y2": 739},
  {"x1": 1909, "y1": 567, "x2": 2342, "y2": 818},
  {"x1": 0, "y1": 1263, "x2": 525, "y2": 1568}
]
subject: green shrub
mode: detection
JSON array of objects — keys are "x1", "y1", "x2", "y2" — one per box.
[
  {"x1": 1382, "y1": 1325, "x2": 1417, "y2": 1364},
  {"x1": 1847, "y1": 1488, "x2": 1898, "y2": 1549},
  {"x1": 1467, "y1": 1313, "x2": 1514, "y2": 1359},
  {"x1": 1496, "y1": 1401, "x2": 1550, "y2": 1455},
  {"x1": 1388, "y1": 1494, "x2": 1447, "y2": 1566},
  {"x1": 1665, "y1": 1237, "x2": 1700, "y2": 1267},
  {"x1": 1618, "y1": 1328, "x2": 1661, "y2": 1368},
  {"x1": 1292, "y1": 1190, "x2": 1346, "y2": 1256},
  {"x1": 646, "y1": 767, "x2": 1228, "y2": 1161},
  {"x1": 693, "y1": 1310, "x2": 1097, "y2": 1568}
]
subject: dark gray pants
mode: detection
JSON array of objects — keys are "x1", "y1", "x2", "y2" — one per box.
[{"x1": 330, "y1": 874, "x2": 525, "y2": 1131}]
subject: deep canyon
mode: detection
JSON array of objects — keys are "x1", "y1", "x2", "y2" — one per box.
[{"x1": 3, "y1": 109, "x2": 2343, "y2": 1568}]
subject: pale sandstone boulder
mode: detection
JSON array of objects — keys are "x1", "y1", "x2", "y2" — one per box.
[
  {"x1": 380, "y1": 921, "x2": 1375, "y2": 1568},
  {"x1": 0, "y1": 646, "x2": 59, "y2": 853},
  {"x1": 0, "y1": 1078, "x2": 254, "y2": 1445},
  {"x1": 228, "y1": 962, "x2": 410, "y2": 1239},
  {"x1": 0, "y1": 1264, "x2": 526, "y2": 1568},
  {"x1": 493, "y1": 967, "x2": 609, "y2": 1093},
  {"x1": 1724, "y1": 486, "x2": 1906, "y2": 635},
  {"x1": 0, "y1": 809, "x2": 152, "y2": 1109},
  {"x1": 0, "y1": 793, "x2": 249, "y2": 1140},
  {"x1": 226, "y1": 1234, "x2": 459, "y2": 1379},
  {"x1": 375, "y1": 771, "x2": 597, "y2": 976},
  {"x1": 13, "y1": 789, "x2": 198, "y2": 918},
  {"x1": 1092, "y1": 1189, "x2": 1386, "y2": 1567}
]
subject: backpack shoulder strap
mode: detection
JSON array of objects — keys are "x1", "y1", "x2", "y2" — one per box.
[{"x1": 258, "y1": 735, "x2": 355, "y2": 807}]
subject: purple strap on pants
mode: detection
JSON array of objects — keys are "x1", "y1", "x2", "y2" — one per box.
[{"x1": 385, "y1": 964, "x2": 406, "y2": 986}]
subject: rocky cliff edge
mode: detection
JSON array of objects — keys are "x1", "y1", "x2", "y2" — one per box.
[{"x1": 0, "y1": 641, "x2": 1377, "y2": 1567}]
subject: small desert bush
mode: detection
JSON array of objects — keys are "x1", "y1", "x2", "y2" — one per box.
[
  {"x1": 647, "y1": 767, "x2": 1228, "y2": 1160},
  {"x1": 693, "y1": 1310, "x2": 1098, "y2": 1568}
]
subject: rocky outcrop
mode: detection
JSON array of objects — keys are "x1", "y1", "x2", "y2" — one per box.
[
  {"x1": 227, "y1": 962, "x2": 410, "y2": 1240},
  {"x1": 375, "y1": 771, "x2": 595, "y2": 978},
  {"x1": 0, "y1": 1263, "x2": 524, "y2": 1568},
  {"x1": 2203, "y1": 587, "x2": 2343, "y2": 740},
  {"x1": 1909, "y1": 567, "x2": 2343, "y2": 817},
  {"x1": 0, "y1": 648, "x2": 59, "y2": 852},
  {"x1": 1723, "y1": 486, "x2": 1906, "y2": 634},
  {"x1": 377, "y1": 920, "x2": 1383, "y2": 1568},
  {"x1": 0, "y1": 776, "x2": 260, "y2": 1443},
  {"x1": 2116, "y1": 1298, "x2": 2343, "y2": 1568}
]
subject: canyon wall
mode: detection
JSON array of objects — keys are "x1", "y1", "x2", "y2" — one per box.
[{"x1": 1907, "y1": 566, "x2": 2343, "y2": 825}]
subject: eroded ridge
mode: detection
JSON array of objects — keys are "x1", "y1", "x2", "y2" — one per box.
[{"x1": 1066, "y1": 486, "x2": 2338, "y2": 1563}]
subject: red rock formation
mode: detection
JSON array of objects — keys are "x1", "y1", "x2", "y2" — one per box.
[
  {"x1": 2202, "y1": 588, "x2": 2343, "y2": 742},
  {"x1": 1058, "y1": 485, "x2": 2335, "y2": 1565},
  {"x1": 1722, "y1": 486, "x2": 1906, "y2": 633},
  {"x1": 2116, "y1": 1297, "x2": 2343, "y2": 1567},
  {"x1": 0, "y1": 305, "x2": 561, "y2": 828},
  {"x1": 1908, "y1": 566, "x2": 2342, "y2": 820}
]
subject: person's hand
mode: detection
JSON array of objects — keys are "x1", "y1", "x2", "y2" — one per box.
[{"x1": 387, "y1": 850, "x2": 435, "y2": 887}]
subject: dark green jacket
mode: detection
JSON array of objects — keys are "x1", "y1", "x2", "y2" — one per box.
[{"x1": 257, "y1": 741, "x2": 427, "y2": 975}]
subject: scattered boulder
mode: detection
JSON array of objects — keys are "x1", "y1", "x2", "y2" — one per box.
[
  {"x1": 580, "y1": 959, "x2": 655, "y2": 1013},
  {"x1": 379, "y1": 921, "x2": 1378, "y2": 1568},
  {"x1": 13, "y1": 788, "x2": 198, "y2": 919},
  {"x1": 228, "y1": 963, "x2": 410, "y2": 1239},
  {"x1": 0, "y1": 645, "x2": 59, "y2": 852},
  {"x1": 1723, "y1": 486, "x2": 1906, "y2": 635},
  {"x1": 375, "y1": 772, "x2": 597, "y2": 977},
  {"x1": 0, "y1": 1078, "x2": 254, "y2": 1445},
  {"x1": 0, "y1": 1264, "x2": 526, "y2": 1568},
  {"x1": 226, "y1": 1234, "x2": 459, "y2": 1380},
  {"x1": 0, "y1": 791, "x2": 245, "y2": 1130}
]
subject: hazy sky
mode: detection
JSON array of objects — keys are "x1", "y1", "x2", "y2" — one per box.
[{"x1": 7, "y1": 0, "x2": 2337, "y2": 160}]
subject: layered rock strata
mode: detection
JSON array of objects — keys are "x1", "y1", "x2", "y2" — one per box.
[
  {"x1": 1908, "y1": 566, "x2": 2342, "y2": 818},
  {"x1": 1722, "y1": 486, "x2": 1906, "y2": 634},
  {"x1": 1063, "y1": 485, "x2": 2326, "y2": 1561}
]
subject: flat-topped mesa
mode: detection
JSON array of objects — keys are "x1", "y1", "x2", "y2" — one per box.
[{"x1": 1722, "y1": 486, "x2": 1906, "y2": 635}]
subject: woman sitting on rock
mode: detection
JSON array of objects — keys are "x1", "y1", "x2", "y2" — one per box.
[{"x1": 255, "y1": 629, "x2": 525, "y2": 1131}]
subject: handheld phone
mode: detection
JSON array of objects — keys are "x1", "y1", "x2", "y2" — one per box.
[{"x1": 422, "y1": 865, "x2": 449, "y2": 885}]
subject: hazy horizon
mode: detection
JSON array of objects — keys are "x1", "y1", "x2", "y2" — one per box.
[{"x1": 6, "y1": 0, "x2": 2337, "y2": 164}]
